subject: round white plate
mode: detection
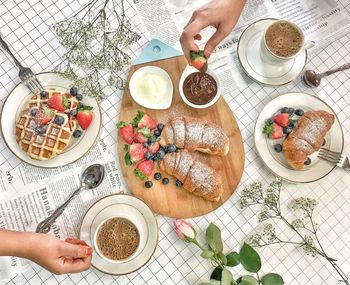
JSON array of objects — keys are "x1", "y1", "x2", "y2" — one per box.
[
  {"x1": 129, "y1": 66, "x2": 173, "y2": 110},
  {"x1": 0, "y1": 72, "x2": 101, "y2": 168},
  {"x1": 80, "y1": 194, "x2": 158, "y2": 275},
  {"x1": 237, "y1": 18, "x2": 307, "y2": 86},
  {"x1": 255, "y1": 93, "x2": 343, "y2": 183}
]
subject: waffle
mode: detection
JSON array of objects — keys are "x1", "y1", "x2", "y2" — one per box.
[{"x1": 15, "y1": 90, "x2": 79, "y2": 160}]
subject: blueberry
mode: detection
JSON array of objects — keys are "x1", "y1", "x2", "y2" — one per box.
[
  {"x1": 154, "y1": 172, "x2": 162, "y2": 180},
  {"x1": 70, "y1": 109, "x2": 78, "y2": 116},
  {"x1": 295, "y1": 109, "x2": 304, "y2": 116},
  {"x1": 145, "y1": 181, "x2": 153, "y2": 188},
  {"x1": 162, "y1": 178, "x2": 169, "y2": 185},
  {"x1": 289, "y1": 120, "x2": 298, "y2": 128},
  {"x1": 73, "y1": 129, "x2": 82, "y2": 138},
  {"x1": 145, "y1": 151, "x2": 154, "y2": 160},
  {"x1": 175, "y1": 180, "x2": 183, "y2": 187},
  {"x1": 70, "y1": 87, "x2": 78, "y2": 96},
  {"x1": 156, "y1": 149, "x2": 165, "y2": 159},
  {"x1": 274, "y1": 144, "x2": 283, "y2": 153},
  {"x1": 304, "y1": 157, "x2": 311, "y2": 166},
  {"x1": 40, "y1": 90, "x2": 48, "y2": 98},
  {"x1": 287, "y1": 108, "x2": 295, "y2": 115},
  {"x1": 148, "y1": 136, "x2": 157, "y2": 144},
  {"x1": 266, "y1": 118, "x2": 274, "y2": 125},
  {"x1": 280, "y1": 107, "x2": 289, "y2": 113},
  {"x1": 54, "y1": 116, "x2": 64, "y2": 125},
  {"x1": 36, "y1": 126, "x2": 47, "y2": 134},
  {"x1": 283, "y1": 126, "x2": 293, "y2": 134},
  {"x1": 157, "y1": 123, "x2": 165, "y2": 132},
  {"x1": 165, "y1": 144, "x2": 177, "y2": 153},
  {"x1": 154, "y1": 129, "x2": 161, "y2": 137},
  {"x1": 76, "y1": 93, "x2": 83, "y2": 101},
  {"x1": 322, "y1": 139, "x2": 326, "y2": 146},
  {"x1": 30, "y1": 108, "x2": 38, "y2": 116}
]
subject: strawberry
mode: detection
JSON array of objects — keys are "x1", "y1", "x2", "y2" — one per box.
[
  {"x1": 135, "y1": 160, "x2": 154, "y2": 180},
  {"x1": 124, "y1": 143, "x2": 147, "y2": 165},
  {"x1": 35, "y1": 106, "x2": 53, "y2": 126},
  {"x1": 134, "y1": 128, "x2": 151, "y2": 143},
  {"x1": 273, "y1": 113, "x2": 290, "y2": 127},
  {"x1": 263, "y1": 123, "x2": 283, "y2": 140},
  {"x1": 190, "y1": 50, "x2": 208, "y2": 72},
  {"x1": 47, "y1": 92, "x2": 70, "y2": 111},
  {"x1": 148, "y1": 141, "x2": 160, "y2": 154},
  {"x1": 117, "y1": 122, "x2": 133, "y2": 144},
  {"x1": 76, "y1": 105, "x2": 93, "y2": 130},
  {"x1": 132, "y1": 111, "x2": 157, "y2": 129}
]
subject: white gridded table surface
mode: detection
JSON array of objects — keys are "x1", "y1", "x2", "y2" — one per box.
[{"x1": 0, "y1": 0, "x2": 350, "y2": 284}]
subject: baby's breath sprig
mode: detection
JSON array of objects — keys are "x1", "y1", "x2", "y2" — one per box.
[
  {"x1": 51, "y1": 0, "x2": 141, "y2": 101},
  {"x1": 241, "y1": 179, "x2": 349, "y2": 284}
]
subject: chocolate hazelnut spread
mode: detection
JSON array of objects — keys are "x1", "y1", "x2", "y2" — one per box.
[{"x1": 183, "y1": 72, "x2": 217, "y2": 105}]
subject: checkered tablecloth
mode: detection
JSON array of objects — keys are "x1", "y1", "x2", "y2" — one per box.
[{"x1": 0, "y1": 0, "x2": 349, "y2": 284}]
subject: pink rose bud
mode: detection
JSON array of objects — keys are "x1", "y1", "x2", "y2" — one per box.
[{"x1": 174, "y1": 219, "x2": 196, "y2": 240}]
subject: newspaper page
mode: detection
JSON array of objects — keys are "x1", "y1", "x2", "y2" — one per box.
[{"x1": 0, "y1": 139, "x2": 124, "y2": 281}]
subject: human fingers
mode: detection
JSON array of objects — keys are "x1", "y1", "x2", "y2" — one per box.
[
  {"x1": 60, "y1": 255, "x2": 92, "y2": 273},
  {"x1": 65, "y1": 238, "x2": 88, "y2": 246},
  {"x1": 59, "y1": 241, "x2": 92, "y2": 259},
  {"x1": 204, "y1": 26, "x2": 230, "y2": 58}
]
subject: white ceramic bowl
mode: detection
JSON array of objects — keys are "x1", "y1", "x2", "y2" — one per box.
[
  {"x1": 129, "y1": 66, "x2": 173, "y2": 110},
  {"x1": 178, "y1": 65, "x2": 221, "y2": 109}
]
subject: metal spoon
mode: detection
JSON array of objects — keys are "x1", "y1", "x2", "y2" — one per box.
[
  {"x1": 303, "y1": 63, "x2": 350, "y2": 87},
  {"x1": 36, "y1": 164, "x2": 105, "y2": 234}
]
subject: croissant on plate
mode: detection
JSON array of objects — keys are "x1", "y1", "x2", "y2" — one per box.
[
  {"x1": 159, "y1": 116, "x2": 229, "y2": 156},
  {"x1": 282, "y1": 110, "x2": 335, "y2": 170},
  {"x1": 159, "y1": 150, "x2": 223, "y2": 202}
]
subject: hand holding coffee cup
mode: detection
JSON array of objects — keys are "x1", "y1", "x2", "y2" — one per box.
[{"x1": 261, "y1": 20, "x2": 315, "y2": 63}]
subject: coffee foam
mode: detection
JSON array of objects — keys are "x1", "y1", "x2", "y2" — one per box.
[
  {"x1": 265, "y1": 21, "x2": 303, "y2": 57},
  {"x1": 96, "y1": 217, "x2": 140, "y2": 260}
]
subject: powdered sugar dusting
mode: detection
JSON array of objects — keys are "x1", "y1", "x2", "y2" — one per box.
[
  {"x1": 171, "y1": 117, "x2": 185, "y2": 148},
  {"x1": 175, "y1": 151, "x2": 194, "y2": 181},
  {"x1": 200, "y1": 123, "x2": 228, "y2": 154},
  {"x1": 184, "y1": 116, "x2": 206, "y2": 149}
]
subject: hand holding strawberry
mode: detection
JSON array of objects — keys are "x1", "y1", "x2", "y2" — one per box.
[{"x1": 190, "y1": 50, "x2": 208, "y2": 72}]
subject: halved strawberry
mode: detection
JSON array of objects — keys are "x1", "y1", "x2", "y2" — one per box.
[
  {"x1": 47, "y1": 92, "x2": 70, "y2": 111},
  {"x1": 76, "y1": 105, "x2": 93, "y2": 130},
  {"x1": 263, "y1": 123, "x2": 283, "y2": 140},
  {"x1": 132, "y1": 111, "x2": 157, "y2": 129},
  {"x1": 128, "y1": 143, "x2": 147, "y2": 163},
  {"x1": 35, "y1": 106, "x2": 53, "y2": 126},
  {"x1": 148, "y1": 141, "x2": 160, "y2": 154},
  {"x1": 134, "y1": 128, "x2": 151, "y2": 143},
  {"x1": 135, "y1": 160, "x2": 154, "y2": 180},
  {"x1": 190, "y1": 50, "x2": 208, "y2": 72},
  {"x1": 273, "y1": 113, "x2": 290, "y2": 127},
  {"x1": 117, "y1": 122, "x2": 133, "y2": 144}
]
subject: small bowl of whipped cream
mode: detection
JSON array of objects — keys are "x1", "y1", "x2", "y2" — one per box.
[{"x1": 129, "y1": 66, "x2": 173, "y2": 110}]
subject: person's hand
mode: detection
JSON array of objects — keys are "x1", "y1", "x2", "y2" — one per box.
[
  {"x1": 25, "y1": 234, "x2": 92, "y2": 274},
  {"x1": 180, "y1": 0, "x2": 245, "y2": 63}
]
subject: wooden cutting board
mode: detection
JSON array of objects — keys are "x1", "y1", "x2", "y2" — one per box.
[{"x1": 118, "y1": 55, "x2": 245, "y2": 218}]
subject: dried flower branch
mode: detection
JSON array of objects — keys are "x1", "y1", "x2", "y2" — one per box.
[
  {"x1": 51, "y1": 0, "x2": 141, "y2": 101},
  {"x1": 241, "y1": 179, "x2": 349, "y2": 284}
]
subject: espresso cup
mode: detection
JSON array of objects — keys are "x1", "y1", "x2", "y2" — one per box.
[
  {"x1": 94, "y1": 213, "x2": 146, "y2": 264},
  {"x1": 261, "y1": 19, "x2": 315, "y2": 64}
]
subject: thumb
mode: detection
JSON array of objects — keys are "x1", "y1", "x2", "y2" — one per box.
[
  {"x1": 60, "y1": 241, "x2": 92, "y2": 259},
  {"x1": 204, "y1": 28, "x2": 229, "y2": 58}
]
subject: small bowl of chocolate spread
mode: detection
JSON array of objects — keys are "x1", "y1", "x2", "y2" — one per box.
[{"x1": 179, "y1": 65, "x2": 221, "y2": 109}]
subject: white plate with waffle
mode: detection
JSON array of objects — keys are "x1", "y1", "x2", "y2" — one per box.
[{"x1": 1, "y1": 72, "x2": 102, "y2": 168}]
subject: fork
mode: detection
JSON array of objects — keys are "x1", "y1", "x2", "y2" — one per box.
[
  {"x1": 0, "y1": 33, "x2": 44, "y2": 93},
  {"x1": 318, "y1": 148, "x2": 349, "y2": 170}
]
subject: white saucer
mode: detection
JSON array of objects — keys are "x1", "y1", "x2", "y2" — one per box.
[
  {"x1": 237, "y1": 18, "x2": 307, "y2": 86},
  {"x1": 255, "y1": 93, "x2": 343, "y2": 183},
  {"x1": 79, "y1": 194, "x2": 158, "y2": 275},
  {"x1": 0, "y1": 72, "x2": 101, "y2": 168}
]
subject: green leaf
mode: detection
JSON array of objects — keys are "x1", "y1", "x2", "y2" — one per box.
[
  {"x1": 117, "y1": 121, "x2": 129, "y2": 128},
  {"x1": 134, "y1": 169, "x2": 147, "y2": 180},
  {"x1": 138, "y1": 127, "x2": 151, "y2": 137},
  {"x1": 200, "y1": 250, "x2": 214, "y2": 259},
  {"x1": 241, "y1": 275, "x2": 258, "y2": 285},
  {"x1": 206, "y1": 223, "x2": 223, "y2": 253},
  {"x1": 210, "y1": 267, "x2": 222, "y2": 281},
  {"x1": 261, "y1": 273, "x2": 284, "y2": 285},
  {"x1": 218, "y1": 252, "x2": 227, "y2": 265},
  {"x1": 221, "y1": 268, "x2": 232, "y2": 285},
  {"x1": 226, "y1": 252, "x2": 240, "y2": 267},
  {"x1": 62, "y1": 95, "x2": 70, "y2": 108},
  {"x1": 239, "y1": 243, "x2": 261, "y2": 273},
  {"x1": 124, "y1": 145, "x2": 132, "y2": 165},
  {"x1": 132, "y1": 110, "x2": 144, "y2": 127}
]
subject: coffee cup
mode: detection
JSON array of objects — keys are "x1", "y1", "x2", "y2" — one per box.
[
  {"x1": 260, "y1": 19, "x2": 315, "y2": 64},
  {"x1": 94, "y1": 214, "x2": 146, "y2": 264}
]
